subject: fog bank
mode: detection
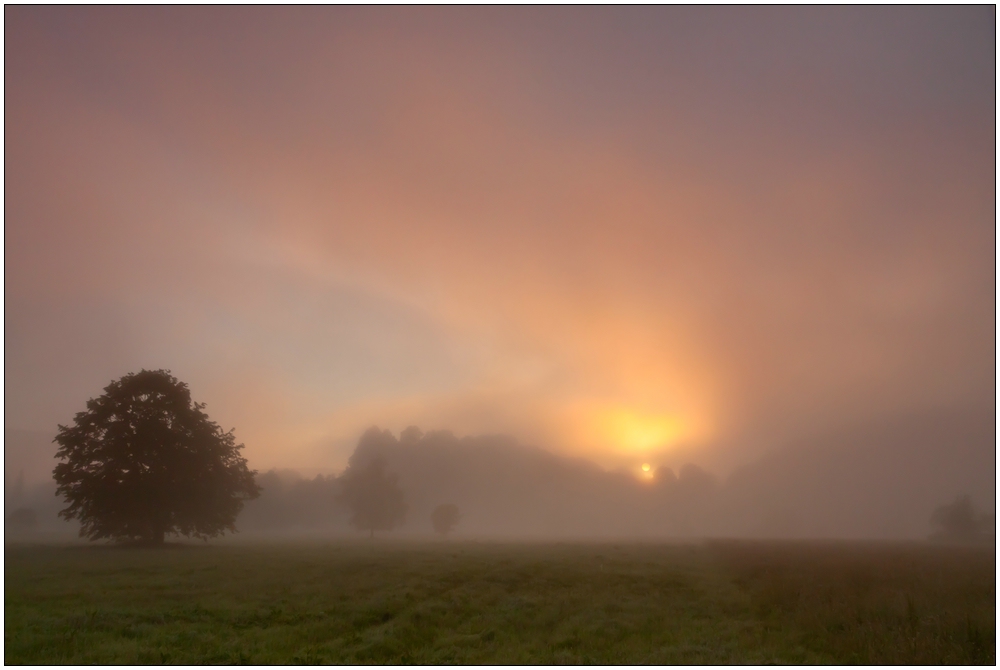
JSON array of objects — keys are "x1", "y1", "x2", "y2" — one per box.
[{"x1": 238, "y1": 406, "x2": 994, "y2": 540}]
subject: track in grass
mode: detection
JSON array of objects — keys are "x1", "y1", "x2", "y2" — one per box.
[{"x1": 4, "y1": 539, "x2": 994, "y2": 664}]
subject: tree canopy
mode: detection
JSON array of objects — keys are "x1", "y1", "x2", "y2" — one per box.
[
  {"x1": 337, "y1": 452, "x2": 406, "y2": 537},
  {"x1": 53, "y1": 369, "x2": 260, "y2": 544}
]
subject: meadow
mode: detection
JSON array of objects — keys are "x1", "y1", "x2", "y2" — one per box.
[{"x1": 4, "y1": 538, "x2": 994, "y2": 664}]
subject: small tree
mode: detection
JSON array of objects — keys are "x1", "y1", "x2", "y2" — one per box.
[
  {"x1": 53, "y1": 370, "x2": 260, "y2": 544},
  {"x1": 337, "y1": 456, "x2": 406, "y2": 538},
  {"x1": 930, "y1": 495, "x2": 992, "y2": 543},
  {"x1": 431, "y1": 503, "x2": 460, "y2": 537}
]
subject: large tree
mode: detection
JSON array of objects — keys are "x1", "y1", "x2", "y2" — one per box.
[
  {"x1": 53, "y1": 370, "x2": 260, "y2": 544},
  {"x1": 337, "y1": 454, "x2": 407, "y2": 538}
]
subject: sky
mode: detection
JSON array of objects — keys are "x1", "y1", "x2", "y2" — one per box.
[{"x1": 5, "y1": 7, "x2": 995, "y2": 480}]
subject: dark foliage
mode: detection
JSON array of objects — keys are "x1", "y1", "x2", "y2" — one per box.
[{"x1": 53, "y1": 369, "x2": 260, "y2": 544}]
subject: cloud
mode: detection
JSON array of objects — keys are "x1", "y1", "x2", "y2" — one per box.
[{"x1": 5, "y1": 7, "x2": 993, "y2": 481}]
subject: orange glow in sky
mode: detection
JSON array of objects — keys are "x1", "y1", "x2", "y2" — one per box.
[
  {"x1": 598, "y1": 408, "x2": 686, "y2": 453},
  {"x1": 568, "y1": 404, "x2": 702, "y2": 458},
  {"x1": 4, "y1": 7, "x2": 994, "y2": 480}
]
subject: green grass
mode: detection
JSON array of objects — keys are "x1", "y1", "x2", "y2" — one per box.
[{"x1": 4, "y1": 539, "x2": 994, "y2": 664}]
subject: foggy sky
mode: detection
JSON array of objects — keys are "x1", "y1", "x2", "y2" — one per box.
[{"x1": 5, "y1": 7, "x2": 995, "y2": 481}]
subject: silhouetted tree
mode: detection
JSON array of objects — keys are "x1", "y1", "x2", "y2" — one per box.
[
  {"x1": 337, "y1": 455, "x2": 406, "y2": 538},
  {"x1": 930, "y1": 495, "x2": 992, "y2": 543},
  {"x1": 431, "y1": 503, "x2": 460, "y2": 536},
  {"x1": 53, "y1": 370, "x2": 260, "y2": 545}
]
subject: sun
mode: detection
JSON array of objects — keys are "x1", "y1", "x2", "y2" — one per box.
[{"x1": 641, "y1": 463, "x2": 651, "y2": 472}]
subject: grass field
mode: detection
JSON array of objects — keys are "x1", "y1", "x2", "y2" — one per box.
[{"x1": 4, "y1": 539, "x2": 995, "y2": 664}]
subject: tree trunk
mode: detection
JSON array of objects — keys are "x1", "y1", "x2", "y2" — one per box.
[{"x1": 369, "y1": 528, "x2": 374, "y2": 540}]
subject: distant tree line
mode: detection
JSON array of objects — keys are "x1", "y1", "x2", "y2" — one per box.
[
  {"x1": 239, "y1": 429, "x2": 458, "y2": 538},
  {"x1": 236, "y1": 470, "x2": 343, "y2": 531},
  {"x1": 42, "y1": 370, "x2": 994, "y2": 544}
]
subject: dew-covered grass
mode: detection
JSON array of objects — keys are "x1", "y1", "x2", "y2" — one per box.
[{"x1": 4, "y1": 539, "x2": 994, "y2": 664}]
